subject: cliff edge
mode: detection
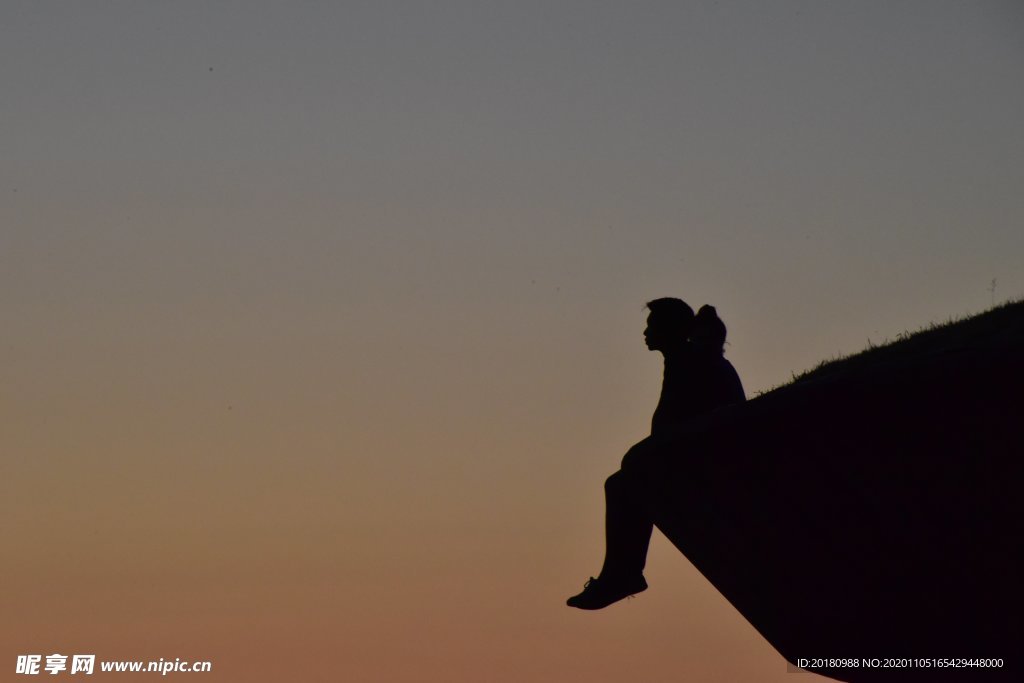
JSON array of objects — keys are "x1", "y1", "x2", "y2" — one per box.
[{"x1": 642, "y1": 301, "x2": 1024, "y2": 682}]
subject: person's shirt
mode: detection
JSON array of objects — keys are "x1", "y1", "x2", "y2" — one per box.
[{"x1": 650, "y1": 345, "x2": 745, "y2": 437}]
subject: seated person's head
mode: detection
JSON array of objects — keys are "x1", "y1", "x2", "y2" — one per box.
[
  {"x1": 644, "y1": 298, "x2": 694, "y2": 351},
  {"x1": 692, "y1": 305, "x2": 727, "y2": 355}
]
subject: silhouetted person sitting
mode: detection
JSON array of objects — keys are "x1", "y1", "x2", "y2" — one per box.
[
  {"x1": 688, "y1": 304, "x2": 746, "y2": 412},
  {"x1": 567, "y1": 299, "x2": 745, "y2": 610}
]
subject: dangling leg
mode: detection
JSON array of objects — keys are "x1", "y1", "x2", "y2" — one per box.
[
  {"x1": 567, "y1": 440, "x2": 657, "y2": 610},
  {"x1": 598, "y1": 468, "x2": 654, "y2": 581}
]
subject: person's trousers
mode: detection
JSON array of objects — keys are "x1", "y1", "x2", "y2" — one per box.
[{"x1": 599, "y1": 437, "x2": 662, "y2": 579}]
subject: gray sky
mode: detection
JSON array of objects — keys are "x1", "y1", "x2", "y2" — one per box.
[{"x1": 4, "y1": 1, "x2": 1023, "y2": 392}]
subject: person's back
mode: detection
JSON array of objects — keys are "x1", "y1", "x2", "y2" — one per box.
[
  {"x1": 690, "y1": 304, "x2": 745, "y2": 412},
  {"x1": 650, "y1": 305, "x2": 744, "y2": 437}
]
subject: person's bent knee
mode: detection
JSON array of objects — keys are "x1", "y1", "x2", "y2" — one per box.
[{"x1": 621, "y1": 440, "x2": 652, "y2": 470}]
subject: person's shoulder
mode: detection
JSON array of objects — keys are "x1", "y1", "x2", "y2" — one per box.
[{"x1": 718, "y1": 356, "x2": 745, "y2": 400}]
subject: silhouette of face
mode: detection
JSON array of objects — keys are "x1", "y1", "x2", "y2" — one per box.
[
  {"x1": 645, "y1": 311, "x2": 691, "y2": 352},
  {"x1": 643, "y1": 313, "x2": 665, "y2": 351}
]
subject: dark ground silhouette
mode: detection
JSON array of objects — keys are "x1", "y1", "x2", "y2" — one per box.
[{"x1": 624, "y1": 301, "x2": 1024, "y2": 682}]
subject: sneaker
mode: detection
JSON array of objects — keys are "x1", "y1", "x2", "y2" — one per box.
[{"x1": 566, "y1": 574, "x2": 648, "y2": 610}]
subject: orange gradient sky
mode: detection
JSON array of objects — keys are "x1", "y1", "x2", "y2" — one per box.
[{"x1": 3, "y1": 2, "x2": 1023, "y2": 681}]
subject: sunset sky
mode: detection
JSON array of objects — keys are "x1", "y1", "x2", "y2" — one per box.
[{"x1": 4, "y1": 2, "x2": 1023, "y2": 681}]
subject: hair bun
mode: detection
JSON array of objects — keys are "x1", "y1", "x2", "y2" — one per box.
[{"x1": 697, "y1": 304, "x2": 718, "y2": 318}]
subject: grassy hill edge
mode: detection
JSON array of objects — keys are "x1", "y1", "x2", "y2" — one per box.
[{"x1": 781, "y1": 298, "x2": 1024, "y2": 389}]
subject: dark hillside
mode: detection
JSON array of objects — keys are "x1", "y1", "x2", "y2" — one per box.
[
  {"x1": 792, "y1": 299, "x2": 1024, "y2": 386},
  {"x1": 639, "y1": 301, "x2": 1024, "y2": 683}
]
